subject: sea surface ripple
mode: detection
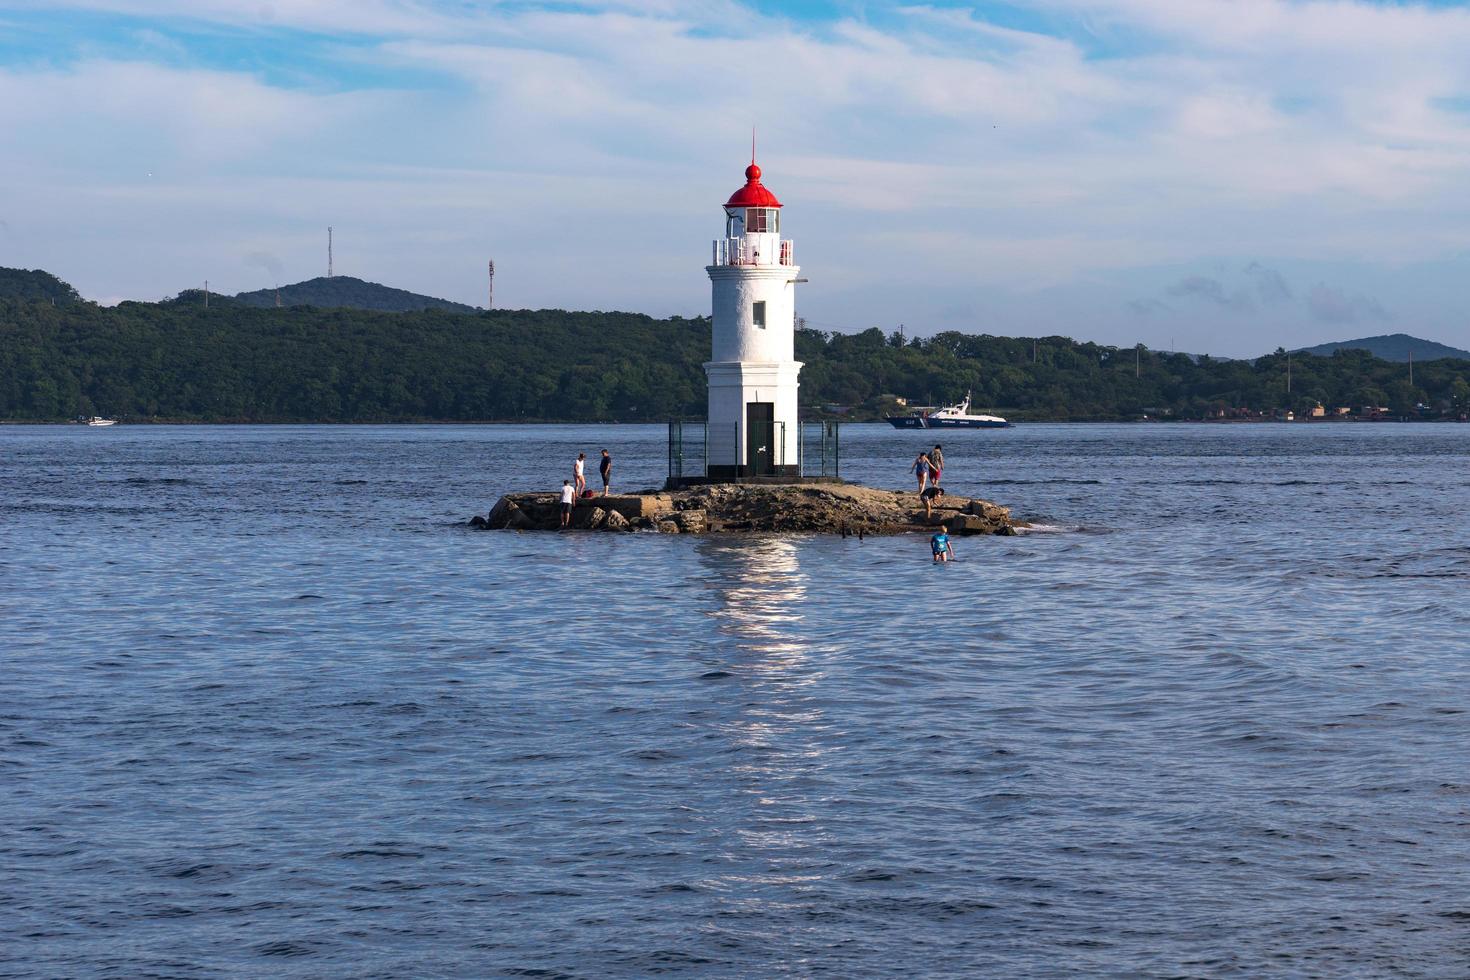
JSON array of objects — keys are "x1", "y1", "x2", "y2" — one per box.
[{"x1": 3, "y1": 423, "x2": 1469, "y2": 978}]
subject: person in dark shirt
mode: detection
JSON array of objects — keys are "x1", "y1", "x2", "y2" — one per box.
[
  {"x1": 599, "y1": 449, "x2": 612, "y2": 496},
  {"x1": 921, "y1": 485, "x2": 945, "y2": 518}
]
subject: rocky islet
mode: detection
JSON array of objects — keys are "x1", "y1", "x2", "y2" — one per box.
[{"x1": 472, "y1": 483, "x2": 1020, "y2": 536}]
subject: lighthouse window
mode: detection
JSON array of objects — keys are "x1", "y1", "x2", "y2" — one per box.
[
  {"x1": 745, "y1": 208, "x2": 778, "y2": 233},
  {"x1": 752, "y1": 301, "x2": 767, "y2": 328}
]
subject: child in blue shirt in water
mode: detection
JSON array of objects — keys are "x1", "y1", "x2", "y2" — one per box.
[{"x1": 931, "y1": 530, "x2": 954, "y2": 563}]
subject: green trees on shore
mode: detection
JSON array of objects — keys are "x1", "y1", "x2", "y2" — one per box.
[{"x1": 1, "y1": 292, "x2": 1465, "y2": 422}]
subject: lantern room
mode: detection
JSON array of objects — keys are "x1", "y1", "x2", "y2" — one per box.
[{"x1": 723, "y1": 163, "x2": 783, "y2": 237}]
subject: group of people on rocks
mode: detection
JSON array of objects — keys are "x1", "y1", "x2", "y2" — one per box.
[
  {"x1": 911, "y1": 443, "x2": 956, "y2": 562},
  {"x1": 559, "y1": 449, "x2": 613, "y2": 528},
  {"x1": 912, "y1": 444, "x2": 949, "y2": 519},
  {"x1": 548, "y1": 441, "x2": 961, "y2": 561}
]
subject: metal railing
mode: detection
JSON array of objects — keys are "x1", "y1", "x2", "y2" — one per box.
[
  {"x1": 668, "y1": 420, "x2": 709, "y2": 479},
  {"x1": 668, "y1": 420, "x2": 840, "y2": 480},
  {"x1": 801, "y1": 421, "x2": 841, "y2": 479},
  {"x1": 711, "y1": 238, "x2": 796, "y2": 267}
]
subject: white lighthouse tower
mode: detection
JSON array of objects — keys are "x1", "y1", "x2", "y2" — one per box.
[{"x1": 705, "y1": 156, "x2": 802, "y2": 479}]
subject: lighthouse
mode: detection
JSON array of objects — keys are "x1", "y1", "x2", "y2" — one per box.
[{"x1": 705, "y1": 156, "x2": 803, "y2": 479}]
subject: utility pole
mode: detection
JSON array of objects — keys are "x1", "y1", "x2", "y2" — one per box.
[
  {"x1": 328, "y1": 226, "x2": 334, "y2": 278},
  {"x1": 204, "y1": 280, "x2": 209, "y2": 309},
  {"x1": 487, "y1": 258, "x2": 495, "y2": 309},
  {"x1": 1033, "y1": 338, "x2": 1038, "y2": 364}
]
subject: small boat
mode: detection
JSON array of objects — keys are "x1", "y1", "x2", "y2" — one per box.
[
  {"x1": 84, "y1": 417, "x2": 118, "y2": 427},
  {"x1": 886, "y1": 392, "x2": 1009, "y2": 429}
]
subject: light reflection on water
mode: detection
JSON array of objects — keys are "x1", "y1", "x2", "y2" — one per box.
[
  {"x1": 2, "y1": 423, "x2": 1470, "y2": 977},
  {"x1": 701, "y1": 537, "x2": 810, "y2": 661}
]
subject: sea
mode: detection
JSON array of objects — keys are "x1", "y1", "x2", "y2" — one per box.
[{"x1": 3, "y1": 422, "x2": 1469, "y2": 978}]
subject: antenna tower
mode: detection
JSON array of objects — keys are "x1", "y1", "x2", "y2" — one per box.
[
  {"x1": 487, "y1": 258, "x2": 495, "y2": 309},
  {"x1": 328, "y1": 226, "x2": 334, "y2": 278}
]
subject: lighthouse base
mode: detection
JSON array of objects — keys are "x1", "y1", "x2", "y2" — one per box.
[
  {"x1": 702, "y1": 360, "x2": 803, "y2": 478},
  {"x1": 698, "y1": 463, "x2": 803, "y2": 482},
  {"x1": 665, "y1": 473, "x2": 837, "y2": 490},
  {"x1": 666, "y1": 419, "x2": 841, "y2": 489}
]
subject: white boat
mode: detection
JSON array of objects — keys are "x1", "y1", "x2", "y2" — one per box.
[
  {"x1": 886, "y1": 392, "x2": 1009, "y2": 429},
  {"x1": 85, "y1": 417, "x2": 118, "y2": 426}
]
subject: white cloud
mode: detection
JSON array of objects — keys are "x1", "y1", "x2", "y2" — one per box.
[{"x1": 3, "y1": 0, "x2": 1470, "y2": 355}]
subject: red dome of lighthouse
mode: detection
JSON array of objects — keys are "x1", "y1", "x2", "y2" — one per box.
[{"x1": 725, "y1": 162, "x2": 782, "y2": 208}]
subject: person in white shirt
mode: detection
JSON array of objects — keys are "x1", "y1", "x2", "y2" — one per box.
[
  {"x1": 573, "y1": 453, "x2": 586, "y2": 495},
  {"x1": 559, "y1": 480, "x2": 575, "y2": 528}
]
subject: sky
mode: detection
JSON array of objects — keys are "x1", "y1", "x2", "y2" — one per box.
[{"x1": 3, "y1": 0, "x2": 1470, "y2": 357}]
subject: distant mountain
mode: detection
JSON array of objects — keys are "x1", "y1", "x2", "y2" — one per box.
[
  {"x1": 1295, "y1": 333, "x2": 1470, "y2": 362},
  {"x1": 0, "y1": 267, "x2": 82, "y2": 305},
  {"x1": 233, "y1": 276, "x2": 478, "y2": 313}
]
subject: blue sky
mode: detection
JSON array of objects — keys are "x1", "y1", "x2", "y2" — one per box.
[{"x1": 3, "y1": 0, "x2": 1470, "y2": 356}]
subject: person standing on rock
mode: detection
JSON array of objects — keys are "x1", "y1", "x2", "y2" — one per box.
[
  {"x1": 921, "y1": 485, "x2": 945, "y2": 519},
  {"x1": 913, "y1": 452, "x2": 932, "y2": 493},
  {"x1": 560, "y1": 479, "x2": 575, "y2": 528},
  {"x1": 929, "y1": 444, "x2": 944, "y2": 485},
  {"x1": 931, "y1": 527, "x2": 954, "y2": 563},
  {"x1": 573, "y1": 453, "x2": 586, "y2": 496},
  {"x1": 599, "y1": 449, "x2": 612, "y2": 496}
]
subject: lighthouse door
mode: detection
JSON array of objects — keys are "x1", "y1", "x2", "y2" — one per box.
[{"x1": 745, "y1": 402, "x2": 775, "y2": 476}]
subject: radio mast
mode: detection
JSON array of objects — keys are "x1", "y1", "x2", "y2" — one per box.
[
  {"x1": 487, "y1": 258, "x2": 495, "y2": 309},
  {"x1": 328, "y1": 226, "x2": 334, "y2": 278}
]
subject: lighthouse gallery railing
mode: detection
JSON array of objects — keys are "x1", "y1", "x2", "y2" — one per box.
[{"x1": 711, "y1": 239, "x2": 795, "y2": 267}]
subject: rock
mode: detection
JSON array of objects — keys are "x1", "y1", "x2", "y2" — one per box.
[
  {"x1": 484, "y1": 484, "x2": 1019, "y2": 537},
  {"x1": 943, "y1": 513, "x2": 1003, "y2": 535},
  {"x1": 509, "y1": 502, "x2": 538, "y2": 531},
  {"x1": 968, "y1": 500, "x2": 1011, "y2": 522},
  {"x1": 469, "y1": 514, "x2": 489, "y2": 529}
]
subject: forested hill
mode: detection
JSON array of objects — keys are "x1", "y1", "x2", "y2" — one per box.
[
  {"x1": 0, "y1": 268, "x2": 81, "y2": 305},
  {"x1": 2, "y1": 272, "x2": 1469, "y2": 421},
  {"x1": 1295, "y1": 333, "x2": 1470, "y2": 363},
  {"x1": 234, "y1": 276, "x2": 479, "y2": 313}
]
